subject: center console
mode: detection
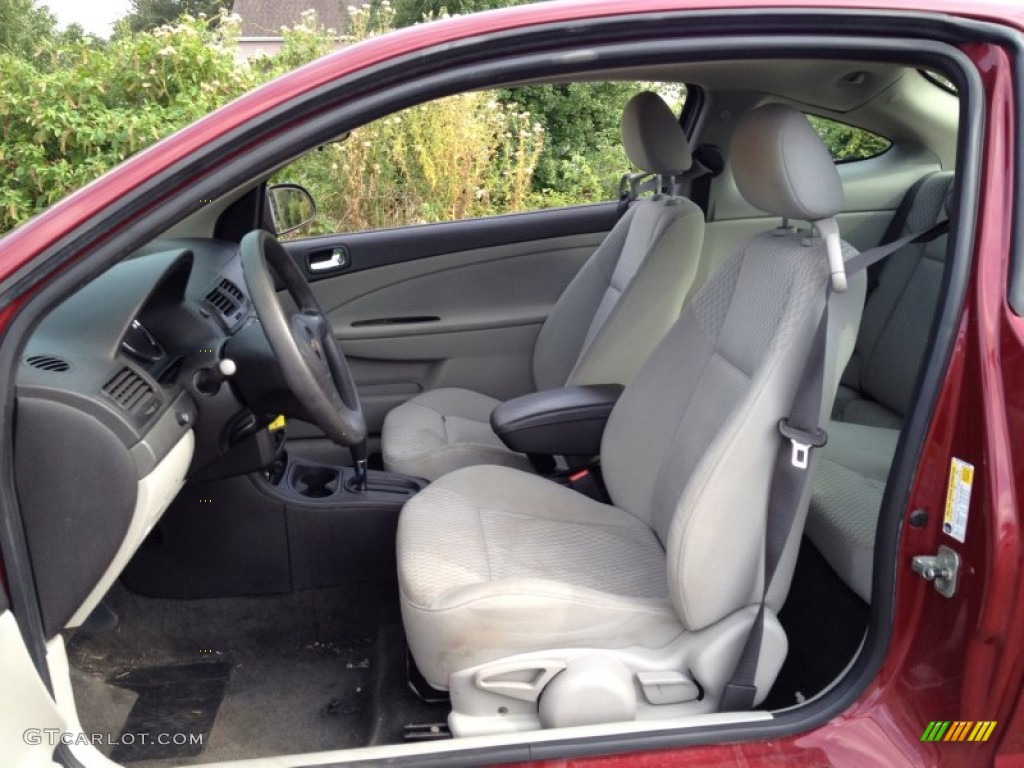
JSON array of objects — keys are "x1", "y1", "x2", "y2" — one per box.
[
  {"x1": 122, "y1": 436, "x2": 427, "y2": 599},
  {"x1": 279, "y1": 455, "x2": 424, "y2": 504},
  {"x1": 254, "y1": 449, "x2": 427, "y2": 592}
]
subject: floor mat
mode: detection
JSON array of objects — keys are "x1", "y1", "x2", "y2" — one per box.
[
  {"x1": 111, "y1": 662, "x2": 231, "y2": 763},
  {"x1": 66, "y1": 581, "x2": 448, "y2": 766}
]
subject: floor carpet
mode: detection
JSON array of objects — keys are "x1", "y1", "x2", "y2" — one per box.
[
  {"x1": 66, "y1": 581, "x2": 449, "y2": 765},
  {"x1": 764, "y1": 539, "x2": 870, "y2": 710}
]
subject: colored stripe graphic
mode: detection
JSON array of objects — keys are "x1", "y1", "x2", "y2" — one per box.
[
  {"x1": 945, "y1": 721, "x2": 969, "y2": 741},
  {"x1": 922, "y1": 721, "x2": 997, "y2": 742},
  {"x1": 973, "y1": 722, "x2": 997, "y2": 742}
]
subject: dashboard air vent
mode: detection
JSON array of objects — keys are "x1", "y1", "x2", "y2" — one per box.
[
  {"x1": 102, "y1": 367, "x2": 156, "y2": 412},
  {"x1": 25, "y1": 354, "x2": 70, "y2": 372},
  {"x1": 205, "y1": 278, "x2": 247, "y2": 325}
]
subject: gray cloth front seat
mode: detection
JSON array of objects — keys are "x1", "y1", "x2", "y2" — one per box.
[
  {"x1": 396, "y1": 104, "x2": 866, "y2": 733},
  {"x1": 382, "y1": 91, "x2": 705, "y2": 480}
]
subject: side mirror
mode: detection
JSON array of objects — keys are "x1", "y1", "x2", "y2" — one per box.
[{"x1": 267, "y1": 183, "x2": 316, "y2": 235}]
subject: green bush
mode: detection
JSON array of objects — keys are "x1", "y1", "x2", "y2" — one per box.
[
  {"x1": 267, "y1": 5, "x2": 544, "y2": 233},
  {"x1": 1, "y1": 3, "x2": 894, "y2": 237},
  {"x1": 279, "y1": 91, "x2": 544, "y2": 233},
  {"x1": 807, "y1": 114, "x2": 891, "y2": 162},
  {"x1": 0, "y1": 5, "x2": 549, "y2": 235},
  {"x1": 0, "y1": 12, "x2": 258, "y2": 231}
]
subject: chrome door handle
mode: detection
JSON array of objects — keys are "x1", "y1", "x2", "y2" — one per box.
[{"x1": 308, "y1": 247, "x2": 349, "y2": 273}]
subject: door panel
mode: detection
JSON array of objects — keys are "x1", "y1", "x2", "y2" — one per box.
[
  {"x1": 286, "y1": 203, "x2": 617, "y2": 278},
  {"x1": 325, "y1": 238, "x2": 598, "y2": 338},
  {"x1": 345, "y1": 324, "x2": 544, "y2": 431},
  {"x1": 286, "y1": 204, "x2": 617, "y2": 433}
]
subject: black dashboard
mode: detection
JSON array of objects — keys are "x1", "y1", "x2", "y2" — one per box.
[
  {"x1": 15, "y1": 238, "x2": 261, "y2": 636},
  {"x1": 19, "y1": 239, "x2": 254, "y2": 458}
]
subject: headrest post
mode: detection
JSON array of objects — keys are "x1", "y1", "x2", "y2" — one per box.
[{"x1": 814, "y1": 218, "x2": 847, "y2": 293}]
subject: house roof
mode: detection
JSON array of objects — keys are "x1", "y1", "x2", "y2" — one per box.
[{"x1": 231, "y1": 0, "x2": 348, "y2": 37}]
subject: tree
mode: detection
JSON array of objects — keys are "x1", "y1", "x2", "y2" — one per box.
[
  {"x1": 121, "y1": 0, "x2": 232, "y2": 33},
  {"x1": 61, "y1": 23, "x2": 86, "y2": 41},
  {"x1": 0, "y1": 0, "x2": 57, "y2": 58}
]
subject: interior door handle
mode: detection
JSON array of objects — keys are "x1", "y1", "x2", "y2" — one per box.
[{"x1": 307, "y1": 247, "x2": 350, "y2": 274}]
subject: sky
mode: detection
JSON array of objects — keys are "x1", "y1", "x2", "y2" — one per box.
[{"x1": 42, "y1": 0, "x2": 133, "y2": 38}]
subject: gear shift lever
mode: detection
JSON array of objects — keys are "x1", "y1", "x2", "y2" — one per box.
[{"x1": 350, "y1": 439, "x2": 369, "y2": 492}]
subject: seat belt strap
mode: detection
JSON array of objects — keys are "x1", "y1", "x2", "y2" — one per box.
[
  {"x1": 867, "y1": 170, "x2": 940, "y2": 294},
  {"x1": 718, "y1": 218, "x2": 949, "y2": 712},
  {"x1": 718, "y1": 306, "x2": 828, "y2": 712},
  {"x1": 845, "y1": 219, "x2": 949, "y2": 276}
]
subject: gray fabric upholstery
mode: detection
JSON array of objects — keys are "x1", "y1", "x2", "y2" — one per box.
[
  {"x1": 806, "y1": 422, "x2": 899, "y2": 602},
  {"x1": 602, "y1": 231, "x2": 861, "y2": 629},
  {"x1": 381, "y1": 388, "x2": 533, "y2": 480},
  {"x1": 807, "y1": 460, "x2": 885, "y2": 603},
  {"x1": 397, "y1": 104, "x2": 865, "y2": 694},
  {"x1": 398, "y1": 466, "x2": 682, "y2": 686},
  {"x1": 836, "y1": 172, "x2": 955, "y2": 425},
  {"x1": 620, "y1": 91, "x2": 693, "y2": 176},
  {"x1": 731, "y1": 104, "x2": 845, "y2": 222},
  {"x1": 809, "y1": 171, "x2": 954, "y2": 602},
  {"x1": 384, "y1": 94, "x2": 704, "y2": 480},
  {"x1": 536, "y1": 197, "x2": 705, "y2": 389},
  {"x1": 832, "y1": 385, "x2": 904, "y2": 429}
]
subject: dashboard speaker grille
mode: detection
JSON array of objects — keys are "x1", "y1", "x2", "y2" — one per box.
[
  {"x1": 102, "y1": 367, "x2": 155, "y2": 411},
  {"x1": 25, "y1": 354, "x2": 71, "y2": 372}
]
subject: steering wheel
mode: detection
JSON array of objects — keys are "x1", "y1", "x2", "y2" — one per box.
[{"x1": 240, "y1": 229, "x2": 366, "y2": 446}]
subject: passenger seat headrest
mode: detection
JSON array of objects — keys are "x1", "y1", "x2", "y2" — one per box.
[
  {"x1": 620, "y1": 91, "x2": 693, "y2": 177},
  {"x1": 731, "y1": 104, "x2": 845, "y2": 221}
]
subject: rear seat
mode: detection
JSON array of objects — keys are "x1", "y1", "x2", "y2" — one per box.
[{"x1": 806, "y1": 171, "x2": 954, "y2": 602}]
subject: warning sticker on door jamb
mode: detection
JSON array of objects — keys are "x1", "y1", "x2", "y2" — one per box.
[{"x1": 943, "y1": 457, "x2": 974, "y2": 543}]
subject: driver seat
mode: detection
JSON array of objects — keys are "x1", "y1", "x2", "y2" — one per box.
[{"x1": 396, "y1": 105, "x2": 866, "y2": 735}]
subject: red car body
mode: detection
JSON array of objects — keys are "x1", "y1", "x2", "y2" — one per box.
[{"x1": 2, "y1": 1, "x2": 1024, "y2": 766}]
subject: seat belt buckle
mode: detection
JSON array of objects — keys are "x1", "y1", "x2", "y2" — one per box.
[
  {"x1": 777, "y1": 419, "x2": 827, "y2": 470},
  {"x1": 568, "y1": 468, "x2": 609, "y2": 502}
]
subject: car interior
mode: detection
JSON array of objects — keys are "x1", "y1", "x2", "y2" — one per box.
[{"x1": 6, "y1": 19, "x2": 973, "y2": 768}]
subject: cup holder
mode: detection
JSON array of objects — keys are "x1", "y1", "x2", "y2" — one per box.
[{"x1": 290, "y1": 465, "x2": 341, "y2": 498}]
